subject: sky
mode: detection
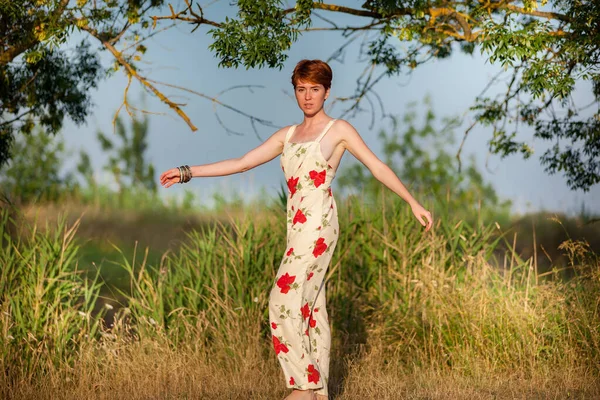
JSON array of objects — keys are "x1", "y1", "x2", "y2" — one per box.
[{"x1": 60, "y1": 0, "x2": 600, "y2": 216}]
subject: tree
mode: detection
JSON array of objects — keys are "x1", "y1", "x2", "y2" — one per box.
[
  {"x1": 2, "y1": 1, "x2": 598, "y2": 192},
  {"x1": 336, "y1": 95, "x2": 511, "y2": 222},
  {"x1": 0, "y1": 0, "x2": 163, "y2": 168},
  {"x1": 88, "y1": 112, "x2": 157, "y2": 195},
  {"x1": 153, "y1": 0, "x2": 600, "y2": 192},
  {"x1": 0, "y1": 126, "x2": 75, "y2": 203}
]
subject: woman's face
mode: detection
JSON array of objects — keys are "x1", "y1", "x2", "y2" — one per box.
[{"x1": 294, "y1": 80, "x2": 330, "y2": 115}]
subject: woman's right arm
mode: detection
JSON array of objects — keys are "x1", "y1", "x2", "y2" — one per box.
[{"x1": 160, "y1": 126, "x2": 289, "y2": 188}]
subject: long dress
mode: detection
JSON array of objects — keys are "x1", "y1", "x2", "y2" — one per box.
[{"x1": 268, "y1": 119, "x2": 339, "y2": 398}]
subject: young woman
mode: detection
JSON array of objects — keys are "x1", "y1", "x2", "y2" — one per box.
[{"x1": 160, "y1": 59, "x2": 433, "y2": 400}]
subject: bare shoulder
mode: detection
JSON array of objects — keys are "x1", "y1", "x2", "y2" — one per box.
[
  {"x1": 332, "y1": 118, "x2": 356, "y2": 131},
  {"x1": 268, "y1": 125, "x2": 294, "y2": 146},
  {"x1": 331, "y1": 119, "x2": 362, "y2": 148}
]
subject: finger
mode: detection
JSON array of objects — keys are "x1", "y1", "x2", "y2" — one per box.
[
  {"x1": 422, "y1": 214, "x2": 431, "y2": 230},
  {"x1": 417, "y1": 215, "x2": 426, "y2": 227}
]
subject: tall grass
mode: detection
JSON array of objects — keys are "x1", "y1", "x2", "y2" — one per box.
[
  {"x1": 0, "y1": 210, "x2": 104, "y2": 385},
  {"x1": 1, "y1": 193, "x2": 599, "y2": 398}
]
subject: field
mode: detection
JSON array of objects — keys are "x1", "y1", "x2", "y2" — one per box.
[{"x1": 1, "y1": 193, "x2": 599, "y2": 399}]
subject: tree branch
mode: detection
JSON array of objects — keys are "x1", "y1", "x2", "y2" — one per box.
[{"x1": 80, "y1": 24, "x2": 198, "y2": 132}]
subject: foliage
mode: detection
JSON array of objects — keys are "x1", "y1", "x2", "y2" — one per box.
[
  {"x1": 209, "y1": 0, "x2": 313, "y2": 69},
  {"x1": 3, "y1": 1, "x2": 598, "y2": 193},
  {"x1": 0, "y1": 39, "x2": 102, "y2": 170},
  {"x1": 0, "y1": 126, "x2": 76, "y2": 203},
  {"x1": 336, "y1": 96, "x2": 511, "y2": 224},
  {"x1": 90, "y1": 113, "x2": 157, "y2": 194},
  {"x1": 160, "y1": 0, "x2": 600, "y2": 191},
  {"x1": 0, "y1": 0, "x2": 163, "y2": 168}
]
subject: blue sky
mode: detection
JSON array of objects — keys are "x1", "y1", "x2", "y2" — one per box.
[{"x1": 60, "y1": 1, "x2": 599, "y2": 215}]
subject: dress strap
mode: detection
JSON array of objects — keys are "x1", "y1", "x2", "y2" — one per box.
[
  {"x1": 315, "y1": 119, "x2": 337, "y2": 143},
  {"x1": 284, "y1": 125, "x2": 297, "y2": 144}
]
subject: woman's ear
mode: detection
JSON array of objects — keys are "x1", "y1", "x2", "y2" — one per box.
[{"x1": 325, "y1": 87, "x2": 331, "y2": 100}]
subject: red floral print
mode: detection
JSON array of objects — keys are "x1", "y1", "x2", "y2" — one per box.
[
  {"x1": 271, "y1": 322, "x2": 277, "y2": 329},
  {"x1": 277, "y1": 273, "x2": 296, "y2": 294},
  {"x1": 307, "y1": 364, "x2": 320, "y2": 384},
  {"x1": 309, "y1": 170, "x2": 326, "y2": 187},
  {"x1": 328, "y1": 187, "x2": 332, "y2": 197},
  {"x1": 307, "y1": 272, "x2": 314, "y2": 281},
  {"x1": 293, "y1": 209, "x2": 307, "y2": 225},
  {"x1": 305, "y1": 328, "x2": 309, "y2": 336},
  {"x1": 309, "y1": 314, "x2": 317, "y2": 328},
  {"x1": 289, "y1": 377, "x2": 295, "y2": 385},
  {"x1": 312, "y1": 237, "x2": 327, "y2": 258},
  {"x1": 286, "y1": 247, "x2": 294, "y2": 256},
  {"x1": 287, "y1": 176, "x2": 299, "y2": 198},
  {"x1": 273, "y1": 336, "x2": 289, "y2": 355},
  {"x1": 301, "y1": 302, "x2": 310, "y2": 319}
]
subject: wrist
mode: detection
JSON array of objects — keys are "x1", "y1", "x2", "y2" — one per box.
[{"x1": 408, "y1": 199, "x2": 420, "y2": 208}]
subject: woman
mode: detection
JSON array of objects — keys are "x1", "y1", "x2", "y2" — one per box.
[{"x1": 160, "y1": 59, "x2": 433, "y2": 400}]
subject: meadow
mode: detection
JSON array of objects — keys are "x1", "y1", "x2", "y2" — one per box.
[{"x1": 1, "y1": 190, "x2": 599, "y2": 399}]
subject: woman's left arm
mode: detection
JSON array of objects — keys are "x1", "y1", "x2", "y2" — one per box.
[{"x1": 338, "y1": 120, "x2": 433, "y2": 231}]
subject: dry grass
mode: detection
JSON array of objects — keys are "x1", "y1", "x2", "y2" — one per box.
[
  {"x1": 4, "y1": 337, "x2": 598, "y2": 400},
  {"x1": 2, "y1": 198, "x2": 600, "y2": 400}
]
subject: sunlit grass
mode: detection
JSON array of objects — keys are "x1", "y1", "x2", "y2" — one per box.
[{"x1": 1, "y1": 192, "x2": 599, "y2": 399}]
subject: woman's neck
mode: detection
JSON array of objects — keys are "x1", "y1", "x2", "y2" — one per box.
[{"x1": 301, "y1": 109, "x2": 330, "y2": 128}]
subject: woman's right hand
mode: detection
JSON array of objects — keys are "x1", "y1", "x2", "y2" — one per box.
[{"x1": 160, "y1": 168, "x2": 181, "y2": 188}]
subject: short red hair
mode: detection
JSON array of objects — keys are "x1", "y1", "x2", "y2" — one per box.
[{"x1": 291, "y1": 60, "x2": 333, "y2": 90}]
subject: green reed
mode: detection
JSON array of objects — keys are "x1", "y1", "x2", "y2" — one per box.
[
  {"x1": 0, "y1": 209, "x2": 104, "y2": 384},
  {"x1": 113, "y1": 192, "x2": 599, "y2": 375}
]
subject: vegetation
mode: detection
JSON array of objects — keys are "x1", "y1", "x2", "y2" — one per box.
[
  {"x1": 1, "y1": 191, "x2": 599, "y2": 398},
  {"x1": 337, "y1": 96, "x2": 512, "y2": 227},
  {"x1": 1, "y1": 1, "x2": 598, "y2": 189}
]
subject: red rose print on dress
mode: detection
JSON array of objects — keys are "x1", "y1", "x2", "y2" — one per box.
[
  {"x1": 309, "y1": 314, "x2": 317, "y2": 328},
  {"x1": 273, "y1": 336, "x2": 289, "y2": 355},
  {"x1": 309, "y1": 170, "x2": 326, "y2": 187},
  {"x1": 287, "y1": 176, "x2": 299, "y2": 198},
  {"x1": 328, "y1": 187, "x2": 332, "y2": 197},
  {"x1": 307, "y1": 272, "x2": 314, "y2": 281},
  {"x1": 277, "y1": 273, "x2": 296, "y2": 294},
  {"x1": 293, "y1": 209, "x2": 307, "y2": 225},
  {"x1": 289, "y1": 377, "x2": 295, "y2": 385},
  {"x1": 301, "y1": 302, "x2": 310, "y2": 319},
  {"x1": 286, "y1": 247, "x2": 294, "y2": 256},
  {"x1": 271, "y1": 322, "x2": 277, "y2": 329},
  {"x1": 312, "y1": 237, "x2": 328, "y2": 258},
  {"x1": 307, "y1": 364, "x2": 320, "y2": 384}
]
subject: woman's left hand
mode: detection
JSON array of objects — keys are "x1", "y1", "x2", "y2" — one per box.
[{"x1": 410, "y1": 202, "x2": 433, "y2": 232}]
